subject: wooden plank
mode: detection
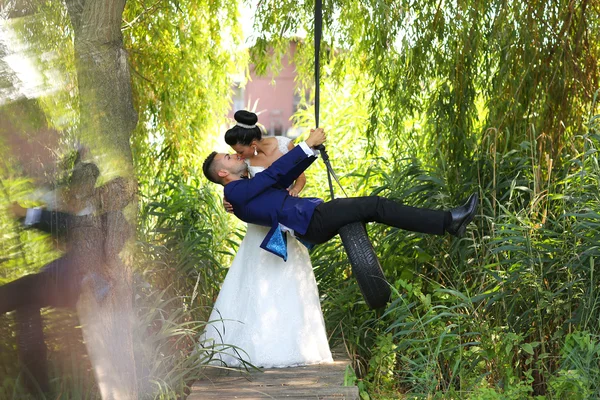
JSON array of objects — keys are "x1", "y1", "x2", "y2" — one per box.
[
  {"x1": 189, "y1": 348, "x2": 359, "y2": 399},
  {"x1": 190, "y1": 385, "x2": 359, "y2": 398}
]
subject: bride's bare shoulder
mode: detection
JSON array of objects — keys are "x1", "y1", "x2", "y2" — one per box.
[
  {"x1": 263, "y1": 136, "x2": 279, "y2": 147},
  {"x1": 263, "y1": 137, "x2": 281, "y2": 154}
]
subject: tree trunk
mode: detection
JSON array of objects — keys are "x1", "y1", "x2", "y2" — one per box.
[{"x1": 64, "y1": 0, "x2": 138, "y2": 398}]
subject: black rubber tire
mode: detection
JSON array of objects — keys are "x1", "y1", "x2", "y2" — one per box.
[{"x1": 338, "y1": 222, "x2": 390, "y2": 309}]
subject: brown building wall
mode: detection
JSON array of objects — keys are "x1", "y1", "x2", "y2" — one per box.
[{"x1": 228, "y1": 42, "x2": 302, "y2": 138}]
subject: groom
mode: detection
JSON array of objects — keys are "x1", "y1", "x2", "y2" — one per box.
[{"x1": 203, "y1": 128, "x2": 477, "y2": 260}]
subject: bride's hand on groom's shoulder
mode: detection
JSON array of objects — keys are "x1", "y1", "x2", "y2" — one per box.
[{"x1": 223, "y1": 197, "x2": 234, "y2": 213}]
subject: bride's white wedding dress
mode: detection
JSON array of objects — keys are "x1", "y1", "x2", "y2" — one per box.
[{"x1": 200, "y1": 136, "x2": 333, "y2": 368}]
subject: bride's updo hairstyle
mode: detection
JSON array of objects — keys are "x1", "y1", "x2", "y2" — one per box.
[{"x1": 224, "y1": 110, "x2": 263, "y2": 147}]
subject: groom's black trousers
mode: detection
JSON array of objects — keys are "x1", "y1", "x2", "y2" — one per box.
[
  {"x1": 297, "y1": 196, "x2": 448, "y2": 244},
  {"x1": 0, "y1": 254, "x2": 81, "y2": 314}
]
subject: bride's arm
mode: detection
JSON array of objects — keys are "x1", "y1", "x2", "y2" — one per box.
[
  {"x1": 239, "y1": 146, "x2": 314, "y2": 201},
  {"x1": 286, "y1": 140, "x2": 306, "y2": 197},
  {"x1": 222, "y1": 196, "x2": 234, "y2": 213},
  {"x1": 288, "y1": 173, "x2": 306, "y2": 197},
  {"x1": 237, "y1": 129, "x2": 325, "y2": 201}
]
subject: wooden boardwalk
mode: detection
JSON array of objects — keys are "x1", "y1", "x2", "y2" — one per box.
[{"x1": 188, "y1": 348, "x2": 359, "y2": 399}]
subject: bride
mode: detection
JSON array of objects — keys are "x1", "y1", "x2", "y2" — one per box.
[{"x1": 200, "y1": 110, "x2": 333, "y2": 368}]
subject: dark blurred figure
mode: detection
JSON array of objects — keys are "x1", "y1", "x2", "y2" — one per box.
[
  {"x1": 0, "y1": 157, "x2": 135, "y2": 396},
  {"x1": 2, "y1": 162, "x2": 101, "y2": 313}
]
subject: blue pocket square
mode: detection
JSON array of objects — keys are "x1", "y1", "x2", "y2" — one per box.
[{"x1": 264, "y1": 225, "x2": 288, "y2": 261}]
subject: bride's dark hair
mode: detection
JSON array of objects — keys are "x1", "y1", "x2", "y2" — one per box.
[{"x1": 224, "y1": 110, "x2": 263, "y2": 146}]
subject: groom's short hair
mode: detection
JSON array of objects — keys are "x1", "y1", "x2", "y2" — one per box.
[{"x1": 202, "y1": 152, "x2": 222, "y2": 184}]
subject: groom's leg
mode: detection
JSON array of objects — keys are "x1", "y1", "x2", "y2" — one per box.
[
  {"x1": 298, "y1": 196, "x2": 449, "y2": 244},
  {"x1": 0, "y1": 255, "x2": 79, "y2": 314}
]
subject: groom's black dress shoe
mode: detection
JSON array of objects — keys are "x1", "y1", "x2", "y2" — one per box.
[{"x1": 446, "y1": 193, "x2": 478, "y2": 237}]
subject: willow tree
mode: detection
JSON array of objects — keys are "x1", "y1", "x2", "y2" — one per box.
[
  {"x1": 252, "y1": 0, "x2": 599, "y2": 186},
  {"x1": 246, "y1": 1, "x2": 599, "y2": 396},
  {"x1": 124, "y1": 0, "x2": 244, "y2": 188},
  {"x1": 62, "y1": 1, "x2": 139, "y2": 398},
  {"x1": 122, "y1": 0, "x2": 244, "y2": 303}
]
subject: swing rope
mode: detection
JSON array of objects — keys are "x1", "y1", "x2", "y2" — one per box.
[
  {"x1": 314, "y1": 0, "x2": 321, "y2": 129},
  {"x1": 313, "y1": 1, "x2": 391, "y2": 310},
  {"x1": 314, "y1": 0, "x2": 348, "y2": 199}
]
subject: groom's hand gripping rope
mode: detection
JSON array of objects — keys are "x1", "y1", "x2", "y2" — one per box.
[{"x1": 306, "y1": 128, "x2": 326, "y2": 149}]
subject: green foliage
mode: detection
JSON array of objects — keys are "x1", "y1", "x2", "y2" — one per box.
[
  {"x1": 312, "y1": 105, "x2": 600, "y2": 399},
  {"x1": 547, "y1": 332, "x2": 600, "y2": 399},
  {"x1": 2, "y1": 0, "x2": 600, "y2": 398},
  {"x1": 132, "y1": 283, "x2": 241, "y2": 399},
  {"x1": 247, "y1": 0, "x2": 600, "y2": 396},
  {"x1": 275, "y1": 11, "x2": 600, "y2": 392},
  {"x1": 120, "y1": 0, "x2": 248, "y2": 393},
  {"x1": 124, "y1": 0, "x2": 245, "y2": 172},
  {"x1": 1, "y1": 0, "x2": 244, "y2": 397},
  {"x1": 0, "y1": 309, "x2": 100, "y2": 399},
  {"x1": 254, "y1": 0, "x2": 600, "y2": 205},
  {"x1": 5, "y1": 1, "x2": 79, "y2": 134}
]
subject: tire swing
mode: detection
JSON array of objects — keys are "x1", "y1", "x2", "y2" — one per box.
[{"x1": 313, "y1": 0, "x2": 391, "y2": 309}]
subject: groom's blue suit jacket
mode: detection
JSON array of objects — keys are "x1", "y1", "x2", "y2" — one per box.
[{"x1": 223, "y1": 145, "x2": 323, "y2": 260}]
